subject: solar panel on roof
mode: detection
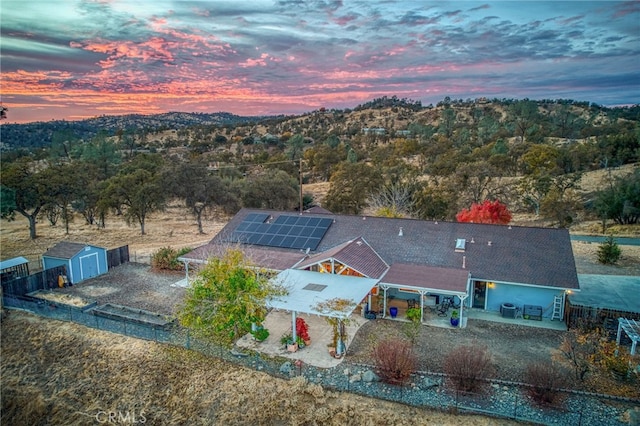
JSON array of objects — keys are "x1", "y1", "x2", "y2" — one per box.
[
  {"x1": 245, "y1": 213, "x2": 270, "y2": 223},
  {"x1": 230, "y1": 214, "x2": 332, "y2": 250}
]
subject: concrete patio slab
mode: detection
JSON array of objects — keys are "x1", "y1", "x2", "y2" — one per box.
[{"x1": 236, "y1": 310, "x2": 368, "y2": 369}]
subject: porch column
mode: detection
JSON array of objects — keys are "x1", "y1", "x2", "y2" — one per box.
[
  {"x1": 382, "y1": 286, "x2": 388, "y2": 318},
  {"x1": 418, "y1": 290, "x2": 428, "y2": 323},
  {"x1": 458, "y1": 294, "x2": 468, "y2": 328},
  {"x1": 291, "y1": 311, "x2": 297, "y2": 341}
]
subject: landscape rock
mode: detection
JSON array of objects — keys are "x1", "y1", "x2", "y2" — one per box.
[
  {"x1": 362, "y1": 370, "x2": 380, "y2": 382},
  {"x1": 279, "y1": 361, "x2": 292, "y2": 375}
]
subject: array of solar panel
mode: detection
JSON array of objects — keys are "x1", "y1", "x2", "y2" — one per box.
[{"x1": 231, "y1": 214, "x2": 333, "y2": 250}]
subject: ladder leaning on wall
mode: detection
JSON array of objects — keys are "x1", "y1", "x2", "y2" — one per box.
[{"x1": 551, "y1": 295, "x2": 563, "y2": 321}]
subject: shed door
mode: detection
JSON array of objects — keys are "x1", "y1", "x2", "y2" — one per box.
[{"x1": 80, "y1": 253, "x2": 99, "y2": 280}]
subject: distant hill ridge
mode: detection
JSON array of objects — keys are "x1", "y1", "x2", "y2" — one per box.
[
  {"x1": 0, "y1": 111, "x2": 274, "y2": 150},
  {"x1": 1, "y1": 97, "x2": 638, "y2": 150}
]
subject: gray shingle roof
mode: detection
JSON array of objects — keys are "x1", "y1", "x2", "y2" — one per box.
[
  {"x1": 380, "y1": 263, "x2": 470, "y2": 293},
  {"x1": 179, "y1": 242, "x2": 306, "y2": 272},
  {"x1": 43, "y1": 242, "x2": 93, "y2": 259},
  {"x1": 193, "y1": 208, "x2": 579, "y2": 290}
]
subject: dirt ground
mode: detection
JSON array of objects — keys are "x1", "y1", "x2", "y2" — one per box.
[{"x1": 2, "y1": 310, "x2": 517, "y2": 426}]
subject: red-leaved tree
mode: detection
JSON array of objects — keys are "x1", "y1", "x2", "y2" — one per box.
[{"x1": 456, "y1": 200, "x2": 512, "y2": 224}]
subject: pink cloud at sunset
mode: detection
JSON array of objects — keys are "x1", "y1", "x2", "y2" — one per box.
[{"x1": 0, "y1": 1, "x2": 638, "y2": 123}]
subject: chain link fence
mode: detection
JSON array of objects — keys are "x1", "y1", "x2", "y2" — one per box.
[{"x1": 3, "y1": 295, "x2": 638, "y2": 426}]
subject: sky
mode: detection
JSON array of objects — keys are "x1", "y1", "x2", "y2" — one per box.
[{"x1": 1, "y1": 1, "x2": 639, "y2": 123}]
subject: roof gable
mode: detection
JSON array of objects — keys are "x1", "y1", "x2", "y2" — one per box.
[{"x1": 296, "y1": 237, "x2": 389, "y2": 279}]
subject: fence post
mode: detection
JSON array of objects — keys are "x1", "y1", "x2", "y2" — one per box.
[
  {"x1": 186, "y1": 330, "x2": 191, "y2": 350},
  {"x1": 123, "y1": 317, "x2": 127, "y2": 336},
  {"x1": 513, "y1": 393, "x2": 518, "y2": 419},
  {"x1": 578, "y1": 400, "x2": 583, "y2": 426},
  {"x1": 69, "y1": 306, "x2": 73, "y2": 322}
]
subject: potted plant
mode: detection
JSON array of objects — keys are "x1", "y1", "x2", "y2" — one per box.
[
  {"x1": 450, "y1": 310, "x2": 460, "y2": 327},
  {"x1": 251, "y1": 327, "x2": 269, "y2": 342},
  {"x1": 406, "y1": 307, "x2": 421, "y2": 323},
  {"x1": 280, "y1": 333, "x2": 298, "y2": 352},
  {"x1": 296, "y1": 317, "x2": 311, "y2": 346}
]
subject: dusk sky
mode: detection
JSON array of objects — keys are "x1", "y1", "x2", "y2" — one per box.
[{"x1": 1, "y1": 1, "x2": 639, "y2": 123}]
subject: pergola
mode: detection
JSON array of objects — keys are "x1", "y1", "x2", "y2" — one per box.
[
  {"x1": 617, "y1": 318, "x2": 640, "y2": 355},
  {"x1": 267, "y1": 269, "x2": 378, "y2": 350}
]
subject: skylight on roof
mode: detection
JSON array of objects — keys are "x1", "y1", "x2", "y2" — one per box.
[
  {"x1": 303, "y1": 283, "x2": 328, "y2": 292},
  {"x1": 455, "y1": 238, "x2": 466, "y2": 252}
]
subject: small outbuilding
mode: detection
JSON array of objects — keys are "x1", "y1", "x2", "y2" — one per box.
[
  {"x1": 0, "y1": 256, "x2": 30, "y2": 283},
  {"x1": 42, "y1": 241, "x2": 108, "y2": 284}
]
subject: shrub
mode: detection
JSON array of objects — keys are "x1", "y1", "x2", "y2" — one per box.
[
  {"x1": 371, "y1": 338, "x2": 416, "y2": 385},
  {"x1": 443, "y1": 342, "x2": 495, "y2": 393},
  {"x1": 598, "y1": 235, "x2": 621, "y2": 264},
  {"x1": 406, "y1": 307, "x2": 421, "y2": 323},
  {"x1": 151, "y1": 246, "x2": 192, "y2": 271},
  {"x1": 251, "y1": 327, "x2": 269, "y2": 342},
  {"x1": 524, "y1": 361, "x2": 569, "y2": 406}
]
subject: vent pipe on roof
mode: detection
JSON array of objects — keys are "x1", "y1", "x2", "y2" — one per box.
[
  {"x1": 399, "y1": 227, "x2": 403, "y2": 236},
  {"x1": 462, "y1": 255, "x2": 466, "y2": 269},
  {"x1": 471, "y1": 237, "x2": 475, "y2": 243},
  {"x1": 488, "y1": 241, "x2": 492, "y2": 246}
]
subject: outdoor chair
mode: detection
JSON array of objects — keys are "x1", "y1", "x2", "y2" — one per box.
[{"x1": 436, "y1": 300, "x2": 451, "y2": 317}]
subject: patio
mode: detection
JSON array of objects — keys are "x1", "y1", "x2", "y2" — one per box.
[
  {"x1": 236, "y1": 310, "x2": 368, "y2": 368},
  {"x1": 370, "y1": 296, "x2": 567, "y2": 331}
]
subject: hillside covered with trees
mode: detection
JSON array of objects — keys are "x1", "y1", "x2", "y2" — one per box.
[{"x1": 1, "y1": 97, "x2": 639, "y2": 241}]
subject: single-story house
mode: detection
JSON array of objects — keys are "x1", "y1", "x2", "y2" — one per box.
[
  {"x1": 42, "y1": 241, "x2": 108, "y2": 284},
  {"x1": 180, "y1": 209, "x2": 580, "y2": 327}
]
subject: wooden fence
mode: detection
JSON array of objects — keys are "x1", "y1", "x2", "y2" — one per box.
[
  {"x1": 2, "y1": 245, "x2": 129, "y2": 298},
  {"x1": 107, "y1": 245, "x2": 129, "y2": 268},
  {"x1": 566, "y1": 302, "x2": 640, "y2": 330},
  {"x1": 1, "y1": 265, "x2": 67, "y2": 297}
]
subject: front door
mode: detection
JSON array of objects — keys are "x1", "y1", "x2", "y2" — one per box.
[{"x1": 473, "y1": 281, "x2": 487, "y2": 309}]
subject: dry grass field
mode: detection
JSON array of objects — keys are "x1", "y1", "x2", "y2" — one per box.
[{"x1": 1, "y1": 310, "x2": 520, "y2": 426}]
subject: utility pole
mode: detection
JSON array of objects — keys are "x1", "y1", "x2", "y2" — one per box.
[{"x1": 299, "y1": 157, "x2": 303, "y2": 214}]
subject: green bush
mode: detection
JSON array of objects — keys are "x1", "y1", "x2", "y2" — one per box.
[
  {"x1": 406, "y1": 307, "x2": 422, "y2": 323},
  {"x1": 597, "y1": 235, "x2": 621, "y2": 265},
  {"x1": 151, "y1": 246, "x2": 192, "y2": 271},
  {"x1": 252, "y1": 327, "x2": 270, "y2": 342}
]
